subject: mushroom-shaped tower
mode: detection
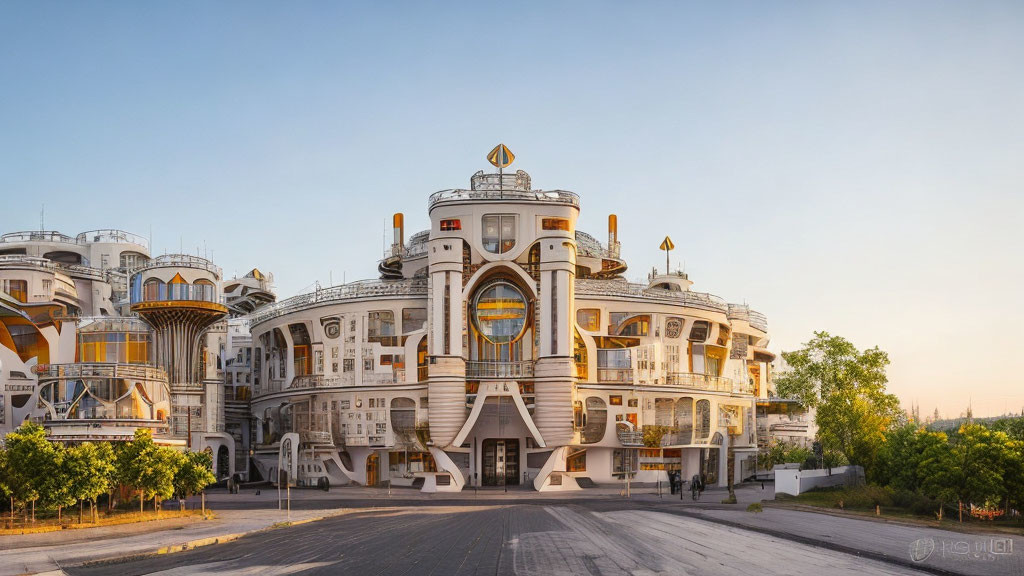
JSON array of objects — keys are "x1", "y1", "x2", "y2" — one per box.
[{"x1": 130, "y1": 254, "x2": 228, "y2": 438}]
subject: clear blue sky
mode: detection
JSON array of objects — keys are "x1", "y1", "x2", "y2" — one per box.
[{"x1": 1, "y1": 2, "x2": 1022, "y2": 417}]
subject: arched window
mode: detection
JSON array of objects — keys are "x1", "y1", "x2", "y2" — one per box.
[
  {"x1": 194, "y1": 279, "x2": 215, "y2": 302},
  {"x1": 696, "y1": 399, "x2": 711, "y2": 439},
  {"x1": 143, "y1": 278, "x2": 164, "y2": 301}
]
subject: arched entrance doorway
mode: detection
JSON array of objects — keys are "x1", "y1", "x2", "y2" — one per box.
[
  {"x1": 365, "y1": 452, "x2": 380, "y2": 487},
  {"x1": 217, "y1": 445, "x2": 230, "y2": 479}
]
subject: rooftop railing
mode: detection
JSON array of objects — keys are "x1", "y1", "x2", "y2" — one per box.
[
  {"x1": 428, "y1": 188, "x2": 580, "y2": 209},
  {"x1": 575, "y1": 279, "x2": 728, "y2": 312},
  {"x1": 131, "y1": 254, "x2": 222, "y2": 278},
  {"x1": 249, "y1": 278, "x2": 428, "y2": 326},
  {"x1": 466, "y1": 360, "x2": 535, "y2": 379},
  {"x1": 727, "y1": 304, "x2": 768, "y2": 332},
  {"x1": 0, "y1": 231, "x2": 80, "y2": 245},
  {"x1": 1, "y1": 229, "x2": 149, "y2": 251},
  {"x1": 76, "y1": 229, "x2": 150, "y2": 250}
]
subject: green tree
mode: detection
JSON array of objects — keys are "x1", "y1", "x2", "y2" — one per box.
[
  {"x1": 0, "y1": 447, "x2": 11, "y2": 524},
  {"x1": 872, "y1": 423, "x2": 946, "y2": 491},
  {"x1": 173, "y1": 450, "x2": 216, "y2": 511},
  {"x1": 39, "y1": 442, "x2": 74, "y2": 521},
  {"x1": 990, "y1": 416, "x2": 1024, "y2": 443},
  {"x1": 774, "y1": 332, "x2": 901, "y2": 473},
  {"x1": 920, "y1": 424, "x2": 1008, "y2": 521},
  {"x1": 4, "y1": 422, "x2": 60, "y2": 521},
  {"x1": 117, "y1": 429, "x2": 182, "y2": 514},
  {"x1": 64, "y1": 442, "x2": 115, "y2": 523},
  {"x1": 760, "y1": 441, "x2": 814, "y2": 470}
]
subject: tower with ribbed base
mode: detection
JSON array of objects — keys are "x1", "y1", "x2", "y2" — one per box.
[{"x1": 130, "y1": 254, "x2": 228, "y2": 445}]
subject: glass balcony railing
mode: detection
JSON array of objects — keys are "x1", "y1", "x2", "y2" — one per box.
[{"x1": 465, "y1": 360, "x2": 535, "y2": 379}]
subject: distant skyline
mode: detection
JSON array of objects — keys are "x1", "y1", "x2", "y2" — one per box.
[{"x1": 1, "y1": 2, "x2": 1021, "y2": 417}]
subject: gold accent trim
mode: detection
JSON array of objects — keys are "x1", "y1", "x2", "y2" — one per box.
[{"x1": 131, "y1": 300, "x2": 228, "y2": 314}]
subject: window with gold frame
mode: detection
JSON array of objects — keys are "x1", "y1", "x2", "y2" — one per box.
[{"x1": 576, "y1": 308, "x2": 600, "y2": 332}]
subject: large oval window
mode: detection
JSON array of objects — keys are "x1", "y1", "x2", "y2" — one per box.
[{"x1": 472, "y1": 281, "x2": 527, "y2": 343}]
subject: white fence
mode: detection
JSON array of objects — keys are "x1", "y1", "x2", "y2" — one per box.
[{"x1": 774, "y1": 465, "x2": 865, "y2": 496}]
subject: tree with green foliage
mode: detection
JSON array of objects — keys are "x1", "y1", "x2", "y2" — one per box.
[
  {"x1": 872, "y1": 423, "x2": 947, "y2": 491},
  {"x1": 920, "y1": 424, "x2": 1010, "y2": 521},
  {"x1": 774, "y1": 332, "x2": 901, "y2": 473},
  {"x1": 990, "y1": 417, "x2": 1024, "y2": 443},
  {"x1": 173, "y1": 450, "x2": 216, "y2": 511},
  {"x1": 39, "y1": 441, "x2": 74, "y2": 521},
  {"x1": 760, "y1": 441, "x2": 814, "y2": 471},
  {"x1": 4, "y1": 422, "x2": 60, "y2": 521},
  {"x1": 64, "y1": 442, "x2": 115, "y2": 523},
  {"x1": 117, "y1": 429, "x2": 182, "y2": 514}
]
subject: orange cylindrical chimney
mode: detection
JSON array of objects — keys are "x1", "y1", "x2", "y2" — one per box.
[
  {"x1": 393, "y1": 213, "x2": 404, "y2": 249},
  {"x1": 608, "y1": 214, "x2": 618, "y2": 244}
]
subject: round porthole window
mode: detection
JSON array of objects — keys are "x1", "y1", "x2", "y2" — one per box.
[{"x1": 472, "y1": 281, "x2": 528, "y2": 343}]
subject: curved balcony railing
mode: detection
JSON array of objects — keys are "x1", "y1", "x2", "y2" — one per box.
[
  {"x1": 664, "y1": 372, "x2": 752, "y2": 395},
  {"x1": 35, "y1": 362, "x2": 168, "y2": 382},
  {"x1": 575, "y1": 279, "x2": 728, "y2": 313},
  {"x1": 617, "y1": 428, "x2": 645, "y2": 446},
  {"x1": 428, "y1": 188, "x2": 580, "y2": 209},
  {"x1": 727, "y1": 304, "x2": 768, "y2": 332},
  {"x1": 131, "y1": 254, "x2": 222, "y2": 278},
  {"x1": 465, "y1": 360, "x2": 535, "y2": 379},
  {"x1": 248, "y1": 279, "x2": 428, "y2": 326},
  {"x1": 0, "y1": 255, "x2": 106, "y2": 280},
  {"x1": 299, "y1": 430, "x2": 333, "y2": 445},
  {"x1": 597, "y1": 367, "x2": 633, "y2": 383}
]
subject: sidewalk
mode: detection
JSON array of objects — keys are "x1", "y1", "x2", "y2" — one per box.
[
  {"x1": 668, "y1": 502, "x2": 1024, "y2": 576},
  {"x1": 0, "y1": 507, "x2": 348, "y2": 576}
]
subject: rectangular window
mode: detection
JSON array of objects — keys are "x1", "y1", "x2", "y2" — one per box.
[
  {"x1": 380, "y1": 354, "x2": 393, "y2": 366},
  {"x1": 481, "y1": 214, "x2": 516, "y2": 254},
  {"x1": 363, "y1": 358, "x2": 374, "y2": 371},
  {"x1": 627, "y1": 398, "x2": 638, "y2": 407},
  {"x1": 3, "y1": 279, "x2": 28, "y2": 303},
  {"x1": 368, "y1": 311, "x2": 396, "y2": 346},
  {"x1": 343, "y1": 359, "x2": 355, "y2": 372},
  {"x1": 612, "y1": 449, "x2": 638, "y2": 475},
  {"x1": 402, "y1": 308, "x2": 427, "y2": 333},
  {"x1": 688, "y1": 321, "x2": 710, "y2": 342},
  {"x1": 566, "y1": 448, "x2": 587, "y2": 472},
  {"x1": 440, "y1": 219, "x2": 461, "y2": 231},
  {"x1": 576, "y1": 309, "x2": 600, "y2": 332},
  {"x1": 542, "y1": 218, "x2": 570, "y2": 231},
  {"x1": 609, "y1": 395, "x2": 623, "y2": 406}
]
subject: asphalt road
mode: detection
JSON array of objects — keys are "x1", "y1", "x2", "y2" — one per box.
[{"x1": 67, "y1": 502, "x2": 933, "y2": 576}]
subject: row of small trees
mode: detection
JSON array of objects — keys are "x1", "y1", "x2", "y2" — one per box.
[{"x1": 0, "y1": 423, "x2": 216, "y2": 524}]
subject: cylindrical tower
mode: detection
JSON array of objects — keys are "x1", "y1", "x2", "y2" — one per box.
[{"x1": 130, "y1": 254, "x2": 227, "y2": 439}]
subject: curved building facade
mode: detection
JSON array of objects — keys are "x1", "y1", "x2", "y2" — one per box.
[{"x1": 246, "y1": 164, "x2": 775, "y2": 492}]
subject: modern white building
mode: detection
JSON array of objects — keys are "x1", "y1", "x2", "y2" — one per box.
[
  {"x1": 245, "y1": 163, "x2": 775, "y2": 492},
  {"x1": 0, "y1": 153, "x2": 787, "y2": 492}
]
